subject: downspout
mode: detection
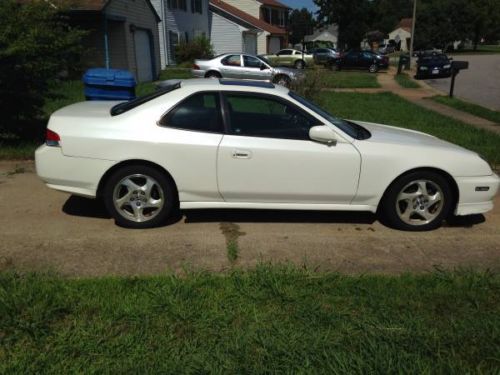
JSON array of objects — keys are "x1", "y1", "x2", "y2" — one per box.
[{"x1": 103, "y1": 12, "x2": 110, "y2": 69}]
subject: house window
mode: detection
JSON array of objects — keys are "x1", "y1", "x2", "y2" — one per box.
[
  {"x1": 279, "y1": 11, "x2": 286, "y2": 27},
  {"x1": 191, "y1": 0, "x2": 202, "y2": 14},
  {"x1": 168, "y1": 0, "x2": 187, "y2": 11},
  {"x1": 261, "y1": 7, "x2": 270, "y2": 23},
  {"x1": 169, "y1": 31, "x2": 179, "y2": 62}
]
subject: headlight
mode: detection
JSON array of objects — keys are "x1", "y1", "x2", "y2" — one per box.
[
  {"x1": 420, "y1": 66, "x2": 428, "y2": 71},
  {"x1": 443, "y1": 64, "x2": 451, "y2": 69}
]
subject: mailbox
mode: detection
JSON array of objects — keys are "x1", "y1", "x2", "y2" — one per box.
[{"x1": 451, "y1": 61, "x2": 469, "y2": 70}]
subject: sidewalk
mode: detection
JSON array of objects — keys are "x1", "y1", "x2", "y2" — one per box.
[{"x1": 377, "y1": 69, "x2": 500, "y2": 135}]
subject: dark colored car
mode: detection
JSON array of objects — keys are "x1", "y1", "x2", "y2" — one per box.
[
  {"x1": 415, "y1": 54, "x2": 452, "y2": 79},
  {"x1": 333, "y1": 50, "x2": 389, "y2": 73},
  {"x1": 312, "y1": 48, "x2": 340, "y2": 66}
]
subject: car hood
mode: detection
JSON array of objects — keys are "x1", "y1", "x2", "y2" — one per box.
[{"x1": 352, "y1": 120, "x2": 469, "y2": 151}]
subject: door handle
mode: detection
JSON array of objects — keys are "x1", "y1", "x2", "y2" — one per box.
[{"x1": 232, "y1": 149, "x2": 252, "y2": 159}]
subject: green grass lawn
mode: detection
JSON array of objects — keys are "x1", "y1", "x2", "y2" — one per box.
[
  {"x1": 319, "y1": 70, "x2": 381, "y2": 89},
  {"x1": 0, "y1": 268, "x2": 498, "y2": 373},
  {"x1": 318, "y1": 92, "x2": 500, "y2": 165},
  {"x1": 451, "y1": 44, "x2": 500, "y2": 54},
  {"x1": 431, "y1": 95, "x2": 500, "y2": 124},
  {"x1": 394, "y1": 73, "x2": 420, "y2": 88}
]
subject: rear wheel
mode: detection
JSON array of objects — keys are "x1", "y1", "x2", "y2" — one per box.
[
  {"x1": 294, "y1": 60, "x2": 305, "y2": 69},
  {"x1": 369, "y1": 63, "x2": 379, "y2": 73},
  {"x1": 104, "y1": 165, "x2": 176, "y2": 228},
  {"x1": 379, "y1": 171, "x2": 453, "y2": 231},
  {"x1": 205, "y1": 71, "x2": 221, "y2": 79}
]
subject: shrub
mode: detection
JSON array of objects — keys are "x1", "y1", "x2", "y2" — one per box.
[
  {"x1": 0, "y1": 0, "x2": 85, "y2": 138},
  {"x1": 175, "y1": 36, "x2": 214, "y2": 65}
]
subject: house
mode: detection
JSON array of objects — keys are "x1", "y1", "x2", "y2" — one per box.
[
  {"x1": 151, "y1": 0, "x2": 210, "y2": 67},
  {"x1": 219, "y1": 0, "x2": 289, "y2": 54},
  {"x1": 304, "y1": 24, "x2": 338, "y2": 48},
  {"x1": 62, "y1": 0, "x2": 162, "y2": 82},
  {"x1": 209, "y1": 0, "x2": 272, "y2": 55},
  {"x1": 388, "y1": 18, "x2": 412, "y2": 52}
]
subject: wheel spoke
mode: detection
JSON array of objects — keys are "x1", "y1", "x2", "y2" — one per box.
[
  {"x1": 131, "y1": 204, "x2": 145, "y2": 222},
  {"x1": 115, "y1": 191, "x2": 133, "y2": 208},
  {"x1": 122, "y1": 178, "x2": 141, "y2": 191},
  {"x1": 142, "y1": 177, "x2": 156, "y2": 199},
  {"x1": 428, "y1": 191, "x2": 442, "y2": 204},
  {"x1": 417, "y1": 181, "x2": 428, "y2": 196},
  {"x1": 419, "y1": 209, "x2": 435, "y2": 221},
  {"x1": 398, "y1": 191, "x2": 419, "y2": 201}
]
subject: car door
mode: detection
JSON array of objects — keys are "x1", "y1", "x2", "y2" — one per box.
[
  {"x1": 217, "y1": 92, "x2": 361, "y2": 204},
  {"x1": 361, "y1": 52, "x2": 375, "y2": 68},
  {"x1": 276, "y1": 49, "x2": 293, "y2": 66},
  {"x1": 343, "y1": 51, "x2": 359, "y2": 68},
  {"x1": 219, "y1": 55, "x2": 245, "y2": 79},
  {"x1": 242, "y1": 55, "x2": 273, "y2": 81},
  {"x1": 156, "y1": 91, "x2": 225, "y2": 202}
]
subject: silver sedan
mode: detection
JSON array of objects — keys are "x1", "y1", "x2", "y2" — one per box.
[{"x1": 192, "y1": 53, "x2": 304, "y2": 87}]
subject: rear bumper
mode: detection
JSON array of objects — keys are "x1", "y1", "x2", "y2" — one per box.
[
  {"x1": 454, "y1": 174, "x2": 500, "y2": 215},
  {"x1": 35, "y1": 145, "x2": 115, "y2": 198},
  {"x1": 191, "y1": 69, "x2": 205, "y2": 78}
]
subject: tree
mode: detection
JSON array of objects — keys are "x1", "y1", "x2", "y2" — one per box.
[
  {"x1": 463, "y1": 0, "x2": 500, "y2": 50},
  {"x1": 0, "y1": 0, "x2": 85, "y2": 137},
  {"x1": 314, "y1": 0, "x2": 371, "y2": 49},
  {"x1": 288, "y1": 8, "x2": 316, "y2": 46}
]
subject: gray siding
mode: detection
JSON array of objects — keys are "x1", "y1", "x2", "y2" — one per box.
[
  {"x1": 105, "y1": 0, "x2": 161, "y2": 80},
  {"x1": 209, "y1": 11, "x2": 243, "y2": 55},
  {"x1": 152, "y1": 0, "x2": 210, "y2": 66}
]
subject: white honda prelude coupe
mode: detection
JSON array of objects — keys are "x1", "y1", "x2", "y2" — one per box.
[{"x1": 36, "y1": 79, "x2": 499, "y2": 231}]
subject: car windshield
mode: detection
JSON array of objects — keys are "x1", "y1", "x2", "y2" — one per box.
[
  {"x1": 289, "y1": 92, "x2": 370, "y2": 140},
  {"x1": 110, "y1": 82, "x2": 181, "y2": 116}
]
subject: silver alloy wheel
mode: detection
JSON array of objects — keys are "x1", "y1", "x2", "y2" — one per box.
[
  {"x1": 396, "y1": 179, "x2": 444, "y2": 226},
  {"x1": 276, "y1": 76, "x2": 289, "y2": 87},
  {"x1": 113, "y1": 174, "x2": 164, "y2": 223}
]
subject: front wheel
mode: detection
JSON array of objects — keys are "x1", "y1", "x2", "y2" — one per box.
[
  {"x1": 379, "y1": 171, "x2": 453, "y2": 231},
  {"x1": 368, "y1": 63, "x2": 379, "y2": 73},
  {"x1": 104, "y1": 165, "x2": 176, "y2": 228},
  {"x1": 273, "y1": 74, "x2": 291, "y2": 87}
]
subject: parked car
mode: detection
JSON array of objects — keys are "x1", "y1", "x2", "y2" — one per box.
[
  {"x1": 192, "y1": 53, "x2": 303, "y2": 87},
  {"x1": 261, "y1": 49, "x2": 314, "y2": 69},
  {"x1": 378, "y1": 44, "x2": 396, "y2": 55},
  {"x1": 412, "y1": 48, "x2": 443, "y2": 57},
  {"x1": 312, "y1": 48, "x2": 340, "y2": 66},
  {"x1": 333, "y1": 50, "x2": 389, "y2": 72},
  {"x1": 415, "y1": 54, "x2": 452, "y2": 79},
  {"x1": 36, "y1": 79, "x2": 499, "y2": 231}
]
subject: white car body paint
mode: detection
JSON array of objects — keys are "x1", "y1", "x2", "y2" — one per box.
[{"x1": 36, "y1": 79, "x2": 499, "y2": 217}]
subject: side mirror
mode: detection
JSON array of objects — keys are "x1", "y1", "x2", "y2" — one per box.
[
  {"x1": 309, "y1": 125, "x2": 338, "y2": 146},
  {"x1": 260, "y1": 64, "x2": 268, "y2": 70}
]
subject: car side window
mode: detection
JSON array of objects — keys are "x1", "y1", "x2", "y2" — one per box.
[
  {"x1": 243, "y1": 55, "x2": 262, "y2": 68},
  {"x1": 277, "y1": 50, "x2": 292, "y2": 56},
  {"x1": 221, "y1": 55, "x2": 241, "y2": 67},
  {"x1": 159, "y1": 92, "x2": 224, "y2": 133},
  {"x1": 224, "y1": 93, "x2": 320, "y2": 140}
]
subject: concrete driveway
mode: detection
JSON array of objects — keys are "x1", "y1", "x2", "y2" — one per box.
[
  {"x1": 1, "y1": 161, "x2": 499, "y2": 277},
  {"x1": 424, "y1": 54, "x2": 500, "y2": 110}
]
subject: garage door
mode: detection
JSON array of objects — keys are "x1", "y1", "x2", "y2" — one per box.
[
  {"x1": 269, "y1": 37, "x2": 281, "y2": 54},
  {"x1": 243, "y1": 32, "x2": 257, "y2": 55},
  {"x1": 134, "y1": 30, "x2": 153, "y2": 82}
]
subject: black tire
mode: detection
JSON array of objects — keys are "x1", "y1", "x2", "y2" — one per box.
[
  {"x1": 379, "y1": 171, "x2": 453, "y2": 231},
  {"x1": 103, "y1": 165, "x2": 176, "y2": 229},
  {"x1": 273, "y1": 74, "x2": 291, "y2": 87},
  {"x1": 205, "y1": 71, "x2": 221, "y2": 79},
  {"x1": 368, "y1": 63, "x2": 379, "y2": 73},
  {"x1": 328, "y1": 62, "x2": 339, "y2": 71},
  {"x1": 294, "y1": 60, "x2": 305, "y2": 69}
]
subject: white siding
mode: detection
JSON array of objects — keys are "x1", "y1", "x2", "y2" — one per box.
[
  {"x1": 209, "y1": 11, "x2": 244, "y2": 54},
  {"x1": 257, "y1": 32, "x2": 268, "y2": 54},
  {"x1": 223, "y1": 0, "x2": 260, "y2": 18}
]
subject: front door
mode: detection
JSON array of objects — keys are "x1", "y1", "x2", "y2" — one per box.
[
  {"x1": 242, "y1": 55, "x2": 273, "y2": 81},
  {"x1": 217, "y1": 92, "x2": 361, "y2": 204}
]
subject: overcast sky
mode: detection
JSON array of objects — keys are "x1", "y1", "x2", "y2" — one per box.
[{"x1": 280, "y1": 0, "x2": 319, "y2": 13}]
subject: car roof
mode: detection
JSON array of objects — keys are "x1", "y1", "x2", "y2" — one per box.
[{"x1": 179, "y1": 78, "x2": 289, "y2": 94}]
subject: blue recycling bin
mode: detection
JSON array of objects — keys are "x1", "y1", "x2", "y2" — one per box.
[{"x1": 83, "y1": 68, "x2": 136, "y2": 101}]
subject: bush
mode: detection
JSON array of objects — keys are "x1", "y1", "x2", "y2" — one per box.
[
  {"x1": 0, "y1": 0, "x2": 85, "y2": 138},
  {"x1": 289, "y1": 69, "x2": 325, "y2": 101},
  {"x1": 175, "y1": 36, "x2": 214, "y2": 65}
]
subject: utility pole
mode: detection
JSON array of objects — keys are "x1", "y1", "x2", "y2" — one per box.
[{"x1": 409, "y1": 0, "x2": 417, "y2": 68}]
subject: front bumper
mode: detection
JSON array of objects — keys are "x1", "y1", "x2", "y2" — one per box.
[
  {"x1": 454, "y1": 173, "x2": 500, "y2": 215},
  {"x1": 415, "y1": 68, "x2": 452, "y2": 79}
]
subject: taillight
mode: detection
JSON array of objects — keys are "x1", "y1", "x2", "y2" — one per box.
[
  {"x1": 193, "y1": 64, "x2": 200, "y2": 70},
  {"x1": 46, "y1": 129, "x2": 60, "y2": 147}
]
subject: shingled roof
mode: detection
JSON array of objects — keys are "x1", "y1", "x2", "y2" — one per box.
[
  {"x1": 257, "y1": 0, "x2": 290, "y2": 9},
  {"x1": 396, "y1": 18, "x2": 413, "y2": 32},
  {"x1": 210, "y1": 0, "x2": 286, "y2": 35}
]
